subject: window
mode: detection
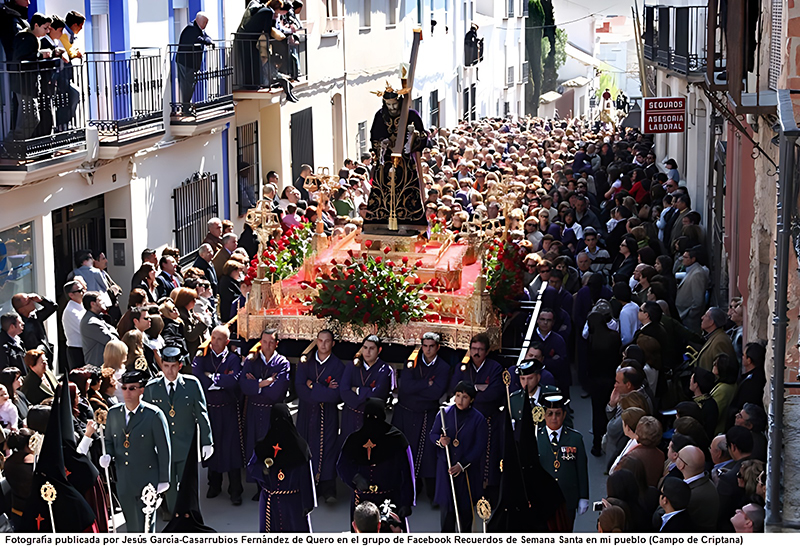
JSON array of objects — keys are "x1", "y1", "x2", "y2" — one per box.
[
  {"x1": 507, "y1": 66, "x2": 515, "y2": 88},
  {"x1": 506, "y1": 0, "x2": 514, "y2": 18},
  {"x1": 504, "y1": 101, "x2": 510, "y2": 116},
  {"x1": 172, "y1": 0, "x2": 189, "y2": 43},
  {"x1": 357, "y1": 121, "x2": 368, "y2": 157},
  {"x1": 0, "y1": 222, "x2": 35, "y2": 316},
  {"x1": 387, "y1": 0, "x2": 398, "y2": 26},
  {"x1": 418, "y1": 0, "x2": 424, "y2": 24},
  {"x1": 173, "y1": 173, "x2": 219, "y2": 255},
  {"x1": 236, "y1": 122, "x2": 260, "y2": 217},
  {"x1": 520, "y1": 61, "x2": 529, "y2": 84},
  {"x1": 412, "y1": 97, "x2": 423, "y2": 117},
  {"x1": 326, "y1": 0, "x2": 341, "y2": 17},
  {"x1": 360, "y1": 0, "x2": 371, "y2": 28},
  {"x1": 429, "y1": 90, "x2": 439, "y2": 127}
]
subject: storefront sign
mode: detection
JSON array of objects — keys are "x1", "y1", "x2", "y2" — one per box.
[{"x1": 643, "y1": 97, "x2": 686, "y2": 133}]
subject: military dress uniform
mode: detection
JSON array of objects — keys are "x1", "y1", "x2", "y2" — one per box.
[
  {"x1": 144, "y1": 364, "x2": 213, "y2": 514},
  {"x1": 509, "y1": 360, "x2": 570, "y2": 433},
  {"x1": 536, "y1": 399, "x2": 588, "y2": 531},
  {"x1": 104, "y1": 399, "x2": 171, "y2": 532}
]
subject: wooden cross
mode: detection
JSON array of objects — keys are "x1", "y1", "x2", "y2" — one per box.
[
  {"x1": 272, "y1": 444, "x2": 282, "y2": 458},
  {"x1": 363, "y1": 439, "x2": 377, "y2": 461}
]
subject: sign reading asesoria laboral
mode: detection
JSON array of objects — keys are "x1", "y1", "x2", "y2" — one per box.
[{"x1": 642, "y1": 96, "x2": 686, "y2": 133}]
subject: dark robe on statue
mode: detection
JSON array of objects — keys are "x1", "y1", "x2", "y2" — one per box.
[
  {"x1": 294, "y1": 352, "x2": 345, "y2": 491},
  {"x1": 448, "y1": 359, "x2": 505, "y2": 494},
  {"x1": 339, "y1": 358, "x2": 393, "y2": 442},
  {"x1": 430, "y1": 404, "x2": 487, "y2": 532},
  {"x1": 193, "y1": 348, "x2": 245, "y2": 474},
  {"x1": 365, "y1": 104, "x2": 429, "y2": 226},
  {"x1": 392, "y1": 355, "x2": 450, "y2": 482},
  {"x1": 247, "y1": 404, "x2": 315, "y2": 532},
  {"x1": 337, "y1": 399, "x2": 415, "y2": 522},
  {"x1": 239, "y1": 350, "x2": 291, "y2": 469}
]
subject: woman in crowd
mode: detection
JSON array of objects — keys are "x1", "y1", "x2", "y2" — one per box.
[
  {"x1": 218, "y1": 260, "x2": 245, "y2": 323},
  {"x1": 134, "y1": 263, "x2": 159, "y2": 303},
  {"x1": 4, "y1": 428, "x2": 36, "y2": 529},
  {"x1": 174, "y1": 287, "x2": 209, "y2": 358},
  {"x1": 0, "y1": 367, "x2": 28, "y2": 427}
]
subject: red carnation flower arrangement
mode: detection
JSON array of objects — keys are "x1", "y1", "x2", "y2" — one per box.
[
  {"x1": 244, "y1": 221, "x2": 313, "y2": 284},
  {"x1": 309, "y1": 239, "x2": 425, "y2": 337},
  {"x1": 483, "y1": 235, "x2": 526, "y2": 315}
]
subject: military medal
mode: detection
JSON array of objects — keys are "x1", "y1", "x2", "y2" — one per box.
[
  {"x1": 452, "y1": 439, "x2": 460, "y2": 447},
  {"x1": 277, "y1": 470, "x2": 285, "y2": 481},
  {"x1": 532, "y1": 405, "x2": 545, "y2": 424},
  {"x1": 169, "y1": 407, "x2": 176, "y2": 418},
  {"x1": 554, "y1": 460, "x2": 560, "y2": 469},
  {"x1": 123, "y1": 431, "x2": 130, "y2": 449}
]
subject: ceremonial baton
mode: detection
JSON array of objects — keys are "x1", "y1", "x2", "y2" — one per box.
[
  {"x1": 141, "y1": 483, "x2": 160, "y2": 533},
  {"x1": 94, "y1": 409, "x2": 116, "y2": 533},
  {"x1": 438, "y1": 407, "x2": 461, "y2": 533},
  {"x1": 40, "y1": 481, "x2": 57, "y2": 534}
]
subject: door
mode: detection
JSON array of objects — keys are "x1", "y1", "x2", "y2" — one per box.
[{"x1": 290, "y1": 108, "x2": 314, "y2": 183}]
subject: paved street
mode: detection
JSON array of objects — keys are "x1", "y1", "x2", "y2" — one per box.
[{"x1": 146, "y1": 391, "x2": 607, "y2": 533}]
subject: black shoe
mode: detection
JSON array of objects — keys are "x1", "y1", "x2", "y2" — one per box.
[
  {"x1": 591, "y1": 446, "x2": 603, "y2": 457},
  {"x1": 252, "y1": 491, "x2": 260, "y2": 502},
  {"x1": 207, "y1": 487, "x2": 221, "y2": 499},
  {"x1": 231, "y1": 495, "x2": 242, "y2": 506}
]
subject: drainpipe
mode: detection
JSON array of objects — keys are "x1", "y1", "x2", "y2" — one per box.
[{"x1": 768, "y1": 89, "x2": 800, "y2": 527}]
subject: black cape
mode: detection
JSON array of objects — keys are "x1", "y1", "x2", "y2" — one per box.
[
  {"x1": 162, "y1": 430, "x2": 215, "y2": 533},
  {"x1": 59, "y1": 375, "x2": 100, "y2": 496},
  {"x1": 340, "y1": 398, "x2": 408, "y2": 465},
  {"x1": 254, "y1": 403, "x2": 310, "y2": 471}
]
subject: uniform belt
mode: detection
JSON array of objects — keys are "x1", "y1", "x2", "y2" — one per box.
[
  {"x1": 358, "y1": 487, "x2": 391, "y2": 495},
  {"x1": 208, "y1": 402, "x2": 235, "y2": 408},
  {"x1": 248, "y1": 402, "x2": 274, "y2": 408},
  {"x1": 346, "y1": 407, "x2": 363, "y2": 415},
  {"x1": 264, "y1": 489, "x2": 299, "y2": 495}
]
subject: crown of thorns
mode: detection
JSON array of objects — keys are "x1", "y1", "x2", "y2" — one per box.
[{"x1": 372, "y1": 81, "x2": 411, "y2": 98}]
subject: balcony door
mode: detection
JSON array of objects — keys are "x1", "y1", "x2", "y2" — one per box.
[{"x1": 290, "y1": 108, "x2": 314, "y2": 184}]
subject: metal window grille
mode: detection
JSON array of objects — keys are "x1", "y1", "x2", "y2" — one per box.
[
  {"x1": 504, "y1": 101, "x2": 510, "y2": 116},
  {"x1": 429, "y1": 90, "x2": 439, "y2": 127},
  {"x1": 769, "y1": 0, "x2": 783, "y2": 90},
  {"x1": 507, "y1": 66, "x2": 515, "y2": 87},
  {"x1": 520, "y1": 61, "x2": 528, "y2": 83},
  {"x1": 507, "y1": 0, "x2": 514, "y2": 18},
  {"x1": 236, "y1": 122, "x2": 260, "y2": 217},
  {"x1": 357, "y1": 121, "x2": 368, "y2": 156},
  {"x1": 172, "y1": 172, "x2": 219, "y2": 255}
]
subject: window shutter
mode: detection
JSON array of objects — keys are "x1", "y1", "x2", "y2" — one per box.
[{"x1": 90, "y1": 0, "x2": 109, "y2": 15}]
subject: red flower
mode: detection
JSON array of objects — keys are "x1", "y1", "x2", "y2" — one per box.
[
  {"x1": 402, "y1": 256, "x2": 409, "y2": 264},
  {"x1": 402, "y1": 304, "x2": 409, "y2": 311},
  {"x1": 435, "y1": 297, "x2": 441, "y2": 304},
  {"x1": 415, "y1": 260, "x2": 423, "y2": 267},
  {"x1": 349, "y1": 284, "x2": 356, "y2": 290},
  {"x1": 427, "y1": 303, "x2": 435, "y2": 309},
  {"x1": 494, "y1": 264, "x2": 502, "y2": 271},
  {"x1": 375, "y1": 256, "x2": 383, "y2": 264},
  {"x1": 365, "y1": 240, "x2": 373, "y2": 249},
  {"x1": 406, "y1": 286, "x2": 414, "y2": 293},
  {"x1": 420, "y1": 294, "x2": 428, "y2": 301},
  {"x1": 355, "y1": 295, "x2": 361, "y2": 303},
  {"x1": 414, "y1": 277, "x2": 422, "y2": 285},
  {"x1": 361, "y1": 279, "x2": 368, "y2": 285},
  {"x1": 331, "y1": 259, "x2": 338, "y2": 265},
  {"x1": 383, "y1": 246, "x2": 391, "y2": 254},
  {"x1": 386, "y1": 261, "x2": 395, "y2": 268},
  {"x1": 347, "y1": 249, "x2": 355, "y2": 258},
  {"x1": 269, "y1": 265, "x2": 277, "y2": 273}
]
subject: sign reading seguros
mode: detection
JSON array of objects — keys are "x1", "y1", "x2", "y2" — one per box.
[{"x1": 643, "y1": 97, "x2": 686, "y2": 133}]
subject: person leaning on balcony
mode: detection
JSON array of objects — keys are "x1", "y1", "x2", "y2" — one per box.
[
  {"x1": 9, "y1": 13, "x2": 52, "y2": 143},
  {"x1": 59, "y1": 10, "x2": 84, "y2": 59},
  {"x1": 176, "y1": 12, "x2": 212, "y2": 114}
]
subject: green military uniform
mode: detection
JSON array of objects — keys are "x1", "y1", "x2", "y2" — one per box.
[
  {"x1": 509, "y1": 359, "x2": 572, "y2": 429},
  {"x1": 105, "y1": 400, "x2": 171, "y2": 532},
  {"x1": 537, "y1": 425, "x2": 588, "y2": 518},
  {"x1": 144, "y1": 373, "x2": 213, "y2": 514}
]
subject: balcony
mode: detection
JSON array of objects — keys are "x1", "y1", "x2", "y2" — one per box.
[
  {"x1": 642, "y1": 4, "x2": 707, "y2": 80},
  {"x1": 85, "y1": 48, "x2": 164, "y2": 155},
  {"x1": 705, "y1": 0, "x2": 775, "y2": 115},
  {"x1": 0, "y1": 57, "x2": 87, "y2": 179},
  {"x1": 168, "y1": 40, "x2": 235, "y2": 136},
  {"x1": 231, "y1": 30, "x2": 308, "y2": 97}
]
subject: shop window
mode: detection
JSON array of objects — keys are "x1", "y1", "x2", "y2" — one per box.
[{"x1": 0, "y1": 222, "x2": 35, "y2": 316}]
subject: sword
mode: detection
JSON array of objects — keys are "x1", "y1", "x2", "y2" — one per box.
[{"x1": 438, "y1": 407, "x2": 461, "y2": 533}]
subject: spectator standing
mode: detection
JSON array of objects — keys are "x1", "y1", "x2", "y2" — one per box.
[
  {"x1": 73, "y1": 249, "x2": 109, "y2": 294},
  {"x1": 675, "y1": 247, "x2": 709, "y2": 333},
  {"x1": 176, "y1": 12, "x2": 212, "y2": 114},
  {"x1": 729, "y1": 342, "x2": 766, "y2": 416},
  {"x1": 130, "y1": 248, "x2": 158, "y2": 289},
  {"x1": 192, "y1": 243, "x2": 218, "y2": 294},
  {"x1": 62, "y1": 279, "x2": 87, "y2": 370},
  {"x1": 20, "y1": 349, "x2": 58, "y2": 405},
  {"x1": 59, "y1": 10, "x2": 84, "y2": 59},
  {"x1": 0, "y1": 0, "x2": 29, "y2": 58},
  {"x1": 11, "y1": 291, "x2": 57, "y2": 363},
  {"x1": 0, "y1": 312, "x2": 27, "y2": 374},
  {"x1": 294, "y1": 164, "x2": 312, "y2": 202},
  {"x1": 213, "y1": 233, "x2": 238, "y2": 278},
  {"x1": 156, "y1": 255, "x2": 182, "y2": 300},
  {"x1": 694, "y1": 307, "x2": 738, "y2": 371},
  {"x1": 203, "y1": 217, "x2": 224, "y2": 252},
  {"x1": 8, "y1": 13, "x2": 53, "y2": 142},
  {"x1": 657, "y1": 477, "x2": 694, "y2": 531},
  {"x1": 79, "y1": 291, "x2": 119, "y2": 367}
]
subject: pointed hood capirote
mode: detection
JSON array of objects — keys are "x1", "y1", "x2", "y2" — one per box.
[{"x1": 340, "y1": 398, "x2": 408, "y2": 466}]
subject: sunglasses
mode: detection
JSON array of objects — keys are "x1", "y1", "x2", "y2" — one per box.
[
  {"x1": 120, "y1": 385, "x2": 142, "y2": 391},
  {"x1": 71, "y1": 288, "x2": 86, "y2": 294}
]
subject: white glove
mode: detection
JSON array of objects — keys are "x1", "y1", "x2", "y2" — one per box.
[
  {"x1": 157, "y1": 482, "x2": 170, "y2": 494},
  {"x1": 202, "y1": 445, "x2": 214, "y2": 460},
  {"x1": 578, "y1": 499, "x2": 590, "y2": 515},
  {"x1": 99, "y1": 454, "x2": 111, "y2": 469}
]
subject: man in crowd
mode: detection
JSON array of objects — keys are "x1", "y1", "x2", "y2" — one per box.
[
  {"x1": 12, "y1": 291, "x2": 57, "y2": 363},
  {"x1": 531, "y1": 309, "x2": 569, "y2": 398},
  {"x1": 156, "y1": 255, "x2": 182, "y2": 299},
  {"x1": 192, "y1": 243, "x2": 218, "y2": 294},
  {"x1": 694, "y1": 307, "x2": 738, "y2": 371},
  {"x1": 62, "y1": 279, "x2": 86, "y2": 370},
  {"x1": 80, "y1": 291, "x2": 119, "y2": 367},
  {"x1": 675, "y1": 247, "x2": 709, "y2": 333},
  {"x1": 213, "y1": 233, "x2": 238, "y2": 278},
  {"x1": 0, "y1": 312, "x2": 26, "y2": 373},
  {"x1": 203, "y1": 217, "x2": 224, "y2": 252},
  {"x1": 176, "y1": 12, "x2": 212, "y2": 114}
]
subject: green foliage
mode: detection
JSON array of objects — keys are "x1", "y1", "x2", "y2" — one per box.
[
  {"x1": 541, "y1": 28, "x2": 568, "y2": 72},
  {"x1": 596, "y1": 71, "x2": 620, "y2": 100}
]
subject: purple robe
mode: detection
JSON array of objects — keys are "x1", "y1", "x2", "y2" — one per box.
[
  {"x1": 533, "y1": 330, "x2": 570, "y2": 389},
  {"x1": 193, "y1": 348, "x2": 244, "y2": 473},
  {"x1": 448, "y1": 359, "x2": 505, "y2": 489},
  {"x1": 392, "y1": 356, "x2": 451, "y2": 480},
  {"x1": 239, "y1": 351, "x2": 291, "y2": 468},
  {"x1": 430, "y1": 406, "x2": 487, "y2": 514},
  {"x1": 246, "y1": 453, "x2": 316, "y2": 532},
  {"x1": 336, "y1": 443, "x2": 415, "y2": 521},
  {"x1": 295, "y1": 353, "x2": 345, "y2": 484},
  {"x1": 339, "y1": 359, "x2": 393, "y2": 441}
]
